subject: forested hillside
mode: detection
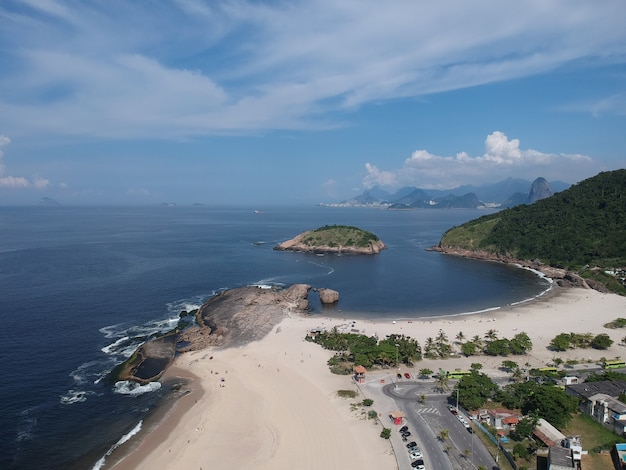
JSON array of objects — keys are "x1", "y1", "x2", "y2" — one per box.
[{"x1": 440, "y1": 170, "x2": 626, "y2": 292}]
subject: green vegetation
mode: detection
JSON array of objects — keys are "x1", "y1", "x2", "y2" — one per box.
[
  {"x1": 380, "y1": 427, "x2": 391, "y2": 439},
  {"x1": 336, "y1": 389, "x2": 358, "y2": 399},
  {"x1": 308, "y1": 329, "x2": 421, "y2": 374},
  {"x1": 303, "y1": 225, "x2": 380, "y2": 248},
  {"x1": 604, "y1": 317, "x2": 626, "y2": 329},
  {"x1": 440, "y1": 170, "x2": 626, "y2": 294},
  {"x1": 458, "y1": 330, "x2": 532, "y2": 357},
  {"x1": 496, "y1": 380, "x2": 578, "y2": 428},
  {"x1": 455, "y1": 371, "x2": 498, "y2": 409},
  {"x1": 362, "y1": 398, "x2": 374, "y2": 406},
  {"x1": 549, "y1": 332, "x2": 614, "y2": 351}
]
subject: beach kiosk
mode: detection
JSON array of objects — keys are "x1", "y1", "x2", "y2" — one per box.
[
  {"x1": 354, "y1": 365, "x2": 367, "y2": 383},
  {"x1": 390, "y1": 410, "x2": 405, "y2": 425}
]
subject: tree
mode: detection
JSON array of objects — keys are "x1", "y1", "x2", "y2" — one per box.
[
  {"x1": 418, "y1": 367, "x2": 434, "y2": 378},
  {"x1": 513, "y1": 415, "x2": 539, "y2": 440},
  {"x1": 510, "y1": 332, "x2": 533, "y2": 354},
  {"x1": 522, "y1": 385, "x2": 578, "y2": 428},
  {"x1": 438, "y1": 429, "x2": 450, "y2": 441},
  {"x1": 550, "y1": 333, "x2": 571, "y2": 351},
  {"x1": 513, "y1": 442, "x2": 529, "y2": 459},
  {"x1": 484, "y1": 328, "x2": 498, "y2": 341},
  {"x1": 470, "y1": 362, "x2": 483, "y2": 371},
  {"x1": 461, "y1": 341, "x2": 479, "y2": 356},
  {"x1": 455, "y1": 331, "x2": 466, "y2": 344},
  {"x1": 434, "y1": 372, "x2": 450, "y2": 393},
  {"x1": 484, "y1": 338, "x2": 511, "y2": 356},
  {"x1": 380, "y1": 427, "x2": 391, "y2": 439},
  {"x1": 456, "y1": 372, "x2": 498, "y2": 410},
  {"x1": 591, "y1": 333, "x2": 614, "y2": 350}
]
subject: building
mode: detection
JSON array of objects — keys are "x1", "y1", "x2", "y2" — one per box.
[
  {"x1": 548, "y1": 445, "x2": 577, "y2": 470},
  {"x1": 567, "y1": 380, "x2": 626, "y2": 435},
  {"x1": 534, "y1": 418, "x2": 566, "y2": 447},
  {"x1": 486, "y1": 408, "x2": 519, "y2": 430},
  {"x1": 611, "y1": 442, "x2": 626, "y2": 469},
  {"x1": 353, "y1": 365, "x2": 366, "y2": 383}
]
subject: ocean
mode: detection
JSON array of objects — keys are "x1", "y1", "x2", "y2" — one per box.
[{"x1": 0, "y1": 205, "x2": 550, "y2": 469}]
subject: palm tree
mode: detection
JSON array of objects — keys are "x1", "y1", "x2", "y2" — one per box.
[
  {"x1": 438, "y1": 429, "x2": 450, "y2": 442},
  {"x1": 418, "y1": 394, "x2": 427, "y2": 404},
  {"x1": 471, "y1": 334, "x2": 483, "y2": 348},
  {"x1": 485, "y1": 328, "x2": 498, "y2": 341},
  {"x1": 455, "y1": 331, "x2": 465, "y2": 344},
  {"x1": 434, "y1": 373, "x2": 450, "y2": 393}
]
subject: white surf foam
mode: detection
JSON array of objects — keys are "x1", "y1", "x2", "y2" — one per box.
[
  {"x1": 91, "y1": 419, "x2": 143, "y2": 470},
  {"x1": 113, "y1": 380, "x2": 162, "y2": 396}
]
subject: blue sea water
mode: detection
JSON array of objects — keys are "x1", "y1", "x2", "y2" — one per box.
[{"x1": 0, "y1": 206, "x2": 550, "y2": 469}]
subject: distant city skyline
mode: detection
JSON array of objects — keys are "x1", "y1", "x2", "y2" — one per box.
[{"x1": 1, "y1": 1, "x2": 625, "y2": 206}]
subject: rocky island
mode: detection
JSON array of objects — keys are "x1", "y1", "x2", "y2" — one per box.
[{"x1": 274, "y1": 224, "x2": 386, "y2": 255}]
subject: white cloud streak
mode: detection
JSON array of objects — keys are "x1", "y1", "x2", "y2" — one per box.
[
  {"x1": 362, "y1": 131, "x2": 595, "y2": 189},
  {"x1": 0, "y1": 1, "x2": 625, "y2": 138},
  {"x1": 0, "y1": 135, "x2": 49, "y2": 189}
]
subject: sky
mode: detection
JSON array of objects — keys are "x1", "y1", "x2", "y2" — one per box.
[{"x1": 0, "y1": 0, "x2": 625, "y2": 206}]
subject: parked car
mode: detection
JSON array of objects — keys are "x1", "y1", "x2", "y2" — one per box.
[
  {"x1": 404, "y1": 372, "x2": 411, "y2": 379},
  {"x1": 401, "y1": 431, "x2": 411, "y2": 437},
  {"x1": 466, "y1": 426, "x2": 474, "y2": 433},
  {"x1": 399, "y1": 425, "x2": 408, "y2": 433},
  {"x1": 409, "y1": 450, "x2": 423, "y2": 459},
  {"x1": 411, "y1": 458, "x2": 425, "y2": 469},
  {"x1": 397, "y1": 373, "x2": 402, "y2": 379},
  {"x1": 406, "y1": 441, "x2": 418, "y2": 449}
]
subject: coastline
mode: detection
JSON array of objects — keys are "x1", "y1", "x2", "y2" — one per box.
[{"x1": 104, "y1": 285, "x2": 626, "y2": 470}]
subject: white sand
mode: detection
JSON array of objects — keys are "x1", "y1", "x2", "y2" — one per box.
[{"x1": 110, "y1": 287, "x2": 626, "y2": 470}]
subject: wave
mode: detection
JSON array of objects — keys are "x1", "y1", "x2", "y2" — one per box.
[
  {"x1": 60, "y1": 389, "x2": 96, "y2": 405},
  {"x1": 91, "y1": 420, "x2": 143, "y2": 470},
  {"x1": 113, "y1": 380, "x2": 162, "y2": 396}
]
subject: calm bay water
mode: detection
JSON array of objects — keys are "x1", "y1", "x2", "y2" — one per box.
[{"x1": 0, "y1": 206, "x2": 549, "y2": 469}]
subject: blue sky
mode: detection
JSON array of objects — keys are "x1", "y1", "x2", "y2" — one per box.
[{"x1": 0, "y1": 0, "x2": 625, "y2": 206}]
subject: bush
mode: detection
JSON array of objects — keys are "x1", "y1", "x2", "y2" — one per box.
[
  {"x1": 362, "y1": 398, "x2": 374, "y2": 406},
  {"x1": 591, "y1": 333, "x2": 614, "y2": 350},
  {"x1": 336, "y1": 389, "x2": 358, "y2": 399},
  {"x1": 380, "y1": 427, "x2": 391, "y2": 439},
  {"x1": 368, "y1": 410, "x2": 378, "y2": 419},
  {"x1": 513, "y1": 443, "x2": 529, "y2": 459}
]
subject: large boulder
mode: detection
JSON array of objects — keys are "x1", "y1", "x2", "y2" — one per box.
[{"x1": 319, "y1": 288, "x2": 339, "y2": 304}]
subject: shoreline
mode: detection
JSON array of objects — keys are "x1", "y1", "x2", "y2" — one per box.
[{"x1": 105, "y1": 286, "x2": 626, "y2": 470}]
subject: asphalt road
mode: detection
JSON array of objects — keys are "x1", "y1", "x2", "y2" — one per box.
[{"x1": 362, "y1": 376, "x2": 500, "y2": 470}]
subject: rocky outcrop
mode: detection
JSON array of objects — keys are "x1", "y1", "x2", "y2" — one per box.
[
  {"x1": 178, "y1": 284, "x2": 312, "y2": 351},
  {"x1": 318, "y1": 288, "x2": 339, "y2": 304},
  {"x1": 117, "y1": 333, "x2": 177, "y2": 384},
  {"x1": 432, "y1": 245, "x2": 604, "y2": 290},
  {"x1": 527, "y1": 177, "x2": 554, "y2": 204}
]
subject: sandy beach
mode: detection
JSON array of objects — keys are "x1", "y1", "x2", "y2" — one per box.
[{"x1": 109, "y1": 286, "x2": 626, "y2": 470}]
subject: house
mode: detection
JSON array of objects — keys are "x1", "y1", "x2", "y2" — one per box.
[
  {"x1": 533, "y1": 418, "x2": 566, "y2": 447},
  {"x1": 611, "y1": 442, "x2": 626, "y2": 470},
  {"x1": 566, "y1": 381, "x2": 626, "y2": 435},
  {"x1": 548, "y1": 445, "x2": 577, "y2": 470},
  {"x1": 486, "y1": 408, "x2": 519, "y2": 429},
  {"x1": 562, "y1": 376, "x2": 579, "y2": 386}
]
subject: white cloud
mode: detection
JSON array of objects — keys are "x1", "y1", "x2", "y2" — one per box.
[
  {"x1": 1, "y1": 1, "x2": 625, "y2": 137},
  {"x1": 0, "y1": 135, "x2": 50, "y2": 189},
  {"x1": 363, "y1": 131, "x2": 595, "y2": 189}
]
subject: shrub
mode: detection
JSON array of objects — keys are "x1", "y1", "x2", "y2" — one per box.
[
  {"x1": 362, "y1": 398, "x2": 374, "y2": 406},
  {"x1": 513, "y1": 442, "x2": 529, "y2": 459},
  {"x1": 368, "y1": 410, "x2": 378, "y2": 419},
  {"x1": 337, "y1": 389, "x2": 358, "y2": 399},
  {"x1": 380, "y1": 427, "x2": 391, "y2": 439}
]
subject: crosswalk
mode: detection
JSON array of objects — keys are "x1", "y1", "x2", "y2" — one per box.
[{"x1": 415, "y1": 406, "x2": 441, "y2": 415}]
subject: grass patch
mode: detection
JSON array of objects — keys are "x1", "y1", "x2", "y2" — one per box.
[{"x1": 336, "y1": 389, "x2": 358, "y2": 399}]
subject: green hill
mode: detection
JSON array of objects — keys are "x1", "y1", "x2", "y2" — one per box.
[{"x1": 439, "y1": 169, "x2": 626, "y2": 293}]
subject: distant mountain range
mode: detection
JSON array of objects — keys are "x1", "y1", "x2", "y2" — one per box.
[{"x1": 331, "y1": 177, "x2": 570, "y2": 209}]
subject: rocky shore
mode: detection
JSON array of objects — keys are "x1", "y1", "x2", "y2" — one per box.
[
  {"x1": 118, "y1": 284, "x2": 315, "y2": 383},
  {"x1": 432, "y1": 244, "x2": 610, "y2": 292}
]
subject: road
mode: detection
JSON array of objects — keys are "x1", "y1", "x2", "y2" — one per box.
[{"x1": 361, "y1": 375, "x2": 500, "y2": 470}]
